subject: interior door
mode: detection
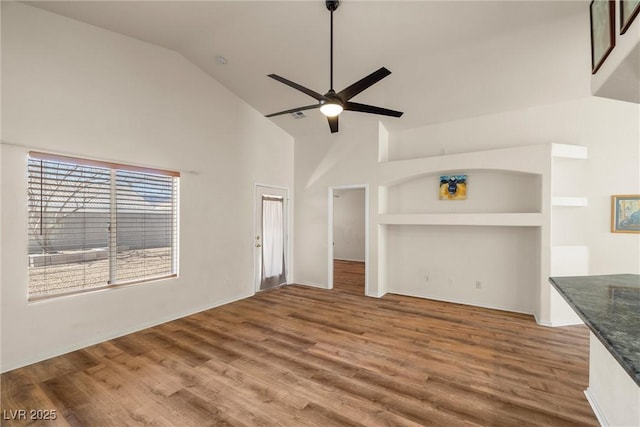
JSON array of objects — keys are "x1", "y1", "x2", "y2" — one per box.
[{"x1": 254, "y1": 185, "x2": 288, "y2": 292}]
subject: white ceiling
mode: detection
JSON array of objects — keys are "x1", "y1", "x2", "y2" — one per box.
[{"x1": 25, "y1": 0, "x2": 585, "y2": 138}]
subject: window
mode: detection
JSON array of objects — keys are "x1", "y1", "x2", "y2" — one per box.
[{"x1": 27, "y1": 152, "x2": 179, "y2": 299}]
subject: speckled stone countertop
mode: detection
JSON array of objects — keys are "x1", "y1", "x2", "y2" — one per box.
[{"x1": 549, "y1": 274, "x2": 640, "y2": 387}]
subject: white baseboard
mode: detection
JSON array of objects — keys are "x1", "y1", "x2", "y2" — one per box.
[
  {"x1": 333, "y1": 258, "x2": 365, "y2": 263},
  {"x1": 534, "y1": 314, "x2": 552, "y2": 327},
  {"x1": 366, "y1": 291, "x2": 387, "y2": 298},
  {"x1": 584, "y1": 387, "x2": 608, "y2": 426},
  {"x1": 387, "y1": 289, "x2": 534, "y2": 317},
  {"x1": 293, "y1": 281, "x2": 329, "y2": 289},
  {"x1": 534, "y1": 314, "x2": 584, "y2": 327}
]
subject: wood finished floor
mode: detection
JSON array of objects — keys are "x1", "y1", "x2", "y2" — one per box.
[{"x1": 1, "y1": 260, "x2": 597, "y2": 426}]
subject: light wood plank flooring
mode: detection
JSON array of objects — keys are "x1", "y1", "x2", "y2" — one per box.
[{"x1": 1, "y1": 262, "x2": 597, "y2": 426}]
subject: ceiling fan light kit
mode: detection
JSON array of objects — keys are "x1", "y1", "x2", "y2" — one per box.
[
  {"x1": 319, "y1": 102, "x2": 343, "y2": 117},
  {"x1": 265, "y1": 0, "x2": 403, "y2": 133}
]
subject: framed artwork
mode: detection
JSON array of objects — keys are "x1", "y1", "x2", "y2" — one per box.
[
  {"x1": 611, "y1": 195, "x2": 640, "y2": 233},
  {"x1": 621, "y1": 0, "x2": 640, "y2": 34},
  {"x1": 439, "y1": 175, "x2": 467, "y2": 200},
  {"x1": 590, "y1": 0, "x2": 616, "y2": 74}
]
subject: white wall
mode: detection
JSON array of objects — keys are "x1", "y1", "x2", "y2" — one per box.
[
  {"x1": 333, "y1": 188, "x2": 365, "y2": 262},
  {"x1": 387, "y1": 225, "x2": 539, "y2": 313},
  {"x1": 294, "y1": 120, "x2": 381, "y2": 292},
  {"x1": 294, "y1": 5, "x2": 639, "y2": 312},
  {"x1": 385, "y1": 97, "x2": 639, "y2": 313},
  {"x1": 0, "y1": 3, "x2": 294, "y2": 372}
]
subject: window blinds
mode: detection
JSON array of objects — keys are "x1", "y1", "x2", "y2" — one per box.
[{"x1": 27, "y1": 152, "x2": 179, "y2": 299}]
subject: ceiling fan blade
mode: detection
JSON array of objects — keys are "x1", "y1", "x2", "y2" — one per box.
[
  {"x1": 268, "y1": 74, "x2": 327, "y2": 101},
  {"x1": 344, "y1": 101, "x2": 403, "y2": 117},
  {"x1": 265, "y1": 104, "x2": 320, "y2": 118},
  {"x1": 336, "y1": 67, "x2": 392, "y2": 101},
  {"x1": 328, "y1": 115, "x2": 339, "y2": 133}
]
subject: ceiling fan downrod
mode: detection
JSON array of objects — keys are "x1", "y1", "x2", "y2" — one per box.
[{"x1": 326, "y1": 0, "x2": 339, "y2": 92}]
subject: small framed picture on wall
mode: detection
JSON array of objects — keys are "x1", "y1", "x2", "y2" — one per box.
[
  {"x1": 611, "y1": 194, "x2": 640, "y2": 233},
  {"x1": 590, "y1": 0, "x2": 616, "y2": 74},
  {"x1": 439, "y1": 175, "x2": 467, "y2": 200},
  {"x1": 621, "y1": 0, "x2": 640, "y2": 34}
]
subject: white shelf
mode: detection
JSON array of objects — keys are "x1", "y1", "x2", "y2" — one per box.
[
  {"x1": 378, "y1": 213, "x2": 543, "y2": 227},
  {"x1": 551, "y1": 144, "x2": 588, "y2": 160},
  {"x1": 552, "y1": 196, "x2": 588, "y2": 207}
]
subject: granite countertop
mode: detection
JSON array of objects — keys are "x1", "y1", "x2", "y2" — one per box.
[{"x1": 549, "y1": 274, "x2": 640, "y2": 387}]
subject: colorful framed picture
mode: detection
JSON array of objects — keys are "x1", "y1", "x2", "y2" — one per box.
[
  {"x1": 439, "y1": 175, "x2": 467, "y2": 200},
  {"x1": 590, "y1": 0, "x2": 616, "y2": 74},
  {"x1": 611, "y1": 195, "x2": 640, "y2": 233},
  {"x1": 621, "y1": 0, "x2": 640, "y2": 34}
]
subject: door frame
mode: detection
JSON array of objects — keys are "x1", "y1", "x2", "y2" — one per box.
[
  {"x1": 254, "y1": 183, "x2": 291, "y2": 293},
  {"x1": 328, "y1": 184, "x2": 369, "y2": 294}
]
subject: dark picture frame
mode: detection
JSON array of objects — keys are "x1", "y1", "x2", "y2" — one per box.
[
  {"x1": 590, "y1": 0, "x2": 616, "y2": 74},
  {"x1": 621, "y1": 0, "x2": 640, "y2": 34}
]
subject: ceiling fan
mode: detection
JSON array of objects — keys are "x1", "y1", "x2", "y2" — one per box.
[{"x1": 265, "y1": 0, "x2": 403, "y2": 133}]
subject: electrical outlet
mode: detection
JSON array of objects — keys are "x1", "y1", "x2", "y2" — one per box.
[{"x1": 475, "y1": 280, "x2": 482, "y2": 289}]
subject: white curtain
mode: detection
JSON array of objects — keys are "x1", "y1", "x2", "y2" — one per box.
[{"x1": 262, "y1": 198, "x2": 284, "y2": 279}]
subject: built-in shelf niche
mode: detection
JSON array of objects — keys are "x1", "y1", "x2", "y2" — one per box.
[
  {"x1": 386, "y1": 170, "x2": 541, "y2": 216},
  {"x1": 376, "y1": 141, "x2": 589, "y2": 326}
]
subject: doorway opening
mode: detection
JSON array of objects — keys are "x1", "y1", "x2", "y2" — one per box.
[
  {"x1": 328, "y1": 185, "x2": 368, "y2": 295},
  {"x1": 255, "y1": 184, "x2": 289, "y2": 292}
]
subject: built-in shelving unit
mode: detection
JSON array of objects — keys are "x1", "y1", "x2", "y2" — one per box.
[
  {"x1": 376, "y1": 139, "x2": 588, "y2": 326},
  {"x1": 548, "y1": 144, "x2": 589, "y2": 326}
]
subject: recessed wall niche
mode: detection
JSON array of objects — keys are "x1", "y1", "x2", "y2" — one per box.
[
  {"x1": 376, "y1": 140, "x2": 588, "y2": 324},
  {"x1": 386, "y1": 171, "x2": 542, "y2": 215}
]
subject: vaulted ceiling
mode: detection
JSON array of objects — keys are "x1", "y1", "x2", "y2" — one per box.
[{"x1": 25, "y1": 1, "x2": 586, "y2": 138}]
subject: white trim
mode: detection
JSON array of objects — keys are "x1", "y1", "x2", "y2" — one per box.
[
  {"x1": 534, "y1": 315, "x2": 553, "y2": 327},
  {"x1": 294, "y1": 281, "x2": 330, "y2": 289},
  {"x1": 1, "y1": 292, "x2": 252, "y2": 373},
  {"x1": 534, "y1": 314, "x2": 583, "y2": 327},
  {"x1": 369, "y1": 291, "x2": 387, "y2": 298},
  {"x1": 584, "y1": 388, "x2": 609, "y2": 427},
  {"x1": 536, "y1": 319, "x2": 584, "y2": 327},
  {"x1": 328, "y1": 184, "x2": 369, "y2": 295}
]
